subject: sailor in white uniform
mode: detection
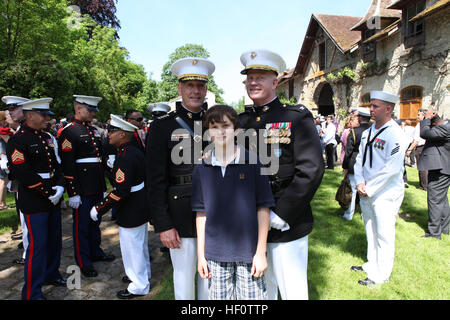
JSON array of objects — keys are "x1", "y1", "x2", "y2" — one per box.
[{"x1": 352, "y1": 90, "x2": 408, "y2": 286}]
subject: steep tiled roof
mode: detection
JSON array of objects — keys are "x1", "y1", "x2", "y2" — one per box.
[
  {"x1": 351, "y1": 0, "x2": 401, "y2": 30},
  {"x1": 314, "y1": 14, "x2": 362, "y2": 52}
]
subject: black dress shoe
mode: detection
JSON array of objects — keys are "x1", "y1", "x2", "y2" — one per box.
[
  {"x1": 122, "y1": 275, "x2": 131, "y2": 283},
  {"x1": 92, "y1": 254, "x2": 116, "y2": 262},
  {"x1": 350, "y1": 266, "x2": 364, "y2": 272},
  {"x1": 116, "y1": 289, "x2": 145, "y2": 300},
  {"x1": 12, "y1": 258, "x2": 25, "y2": 265},
  {"x1": 358, "y1": 278, "x2": 376, "y2": 286},
  {"x1": 421, "y1": 233, "x2": 441, "y2": 240},
  {"x1": 43, "y1": 277, "x2": 67, "y2": 287},
  {"x1": 81, "y1": 266, "x2": 98, "y2": 277}
]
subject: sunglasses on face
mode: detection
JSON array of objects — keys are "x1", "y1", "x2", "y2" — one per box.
[{"x1": 129, "y1": 117, "x2": 143, "y2": 122}]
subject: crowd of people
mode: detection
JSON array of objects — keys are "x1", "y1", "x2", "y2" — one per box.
[{"x1": 1, "y1": 49, "x2": 448, "y2": 301}]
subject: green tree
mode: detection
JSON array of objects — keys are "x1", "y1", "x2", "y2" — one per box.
[
  {"x1": 158, "y1": 44, "x2": 225, "y2": 104},
  {"x1": 0, "y1": 1, "x2": 155, "y2": 120}
]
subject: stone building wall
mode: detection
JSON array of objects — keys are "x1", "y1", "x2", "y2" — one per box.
[{"x1": 278, "y1": 7, "x2": 449, "y2": 120}]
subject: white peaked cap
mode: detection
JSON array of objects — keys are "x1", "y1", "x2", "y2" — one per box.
[
  {"x1": 73, "y1": 95, "x2": 102, "y2": 111},
  {"x1": 370, "y1": 91, "x2": 399, "y2": 104},
  {"x1": 240, "y1": 49, "x2": 286, "y2": 75},
  {"x1": 19, "y1": 98, "x2": 54, "y2": 115},
  {"x1": 2, "y1": 96, "x2": 30, "y2": 106},
  {"x1": 357, "y1": 107, "x2": 371, "y2": 117},
  {"x1": 171, "y1": 57, "x2": 215, "y2": 82},
  {"x1": 148, "y1": 102, "x2": 170, "y2": 113},
  {"x1": 110, "y1": 114, "x2": 138, "y2": 132}
]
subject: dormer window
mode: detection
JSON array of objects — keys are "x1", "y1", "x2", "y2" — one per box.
[{"x1": 405, "y1": 0, "x2": 425, "y2": 48}]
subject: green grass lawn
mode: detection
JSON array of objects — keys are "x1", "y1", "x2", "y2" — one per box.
[
  {"x1": 149, "y1": 167, "x2": 450, "y2": 300},
  {"x1": 1, "y1": 168, "x2": 448, "y2": 299}
]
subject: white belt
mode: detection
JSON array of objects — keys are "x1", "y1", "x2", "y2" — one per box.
[
  {"x1": 38, "y1": 173, "x2": 51, "y2": 179},
  {"x1": 130, "y1": 182, "x2": 144, "y2": 193},
  {"x1": 76, "y1": 157, "x2": 101, "y2": 164}
]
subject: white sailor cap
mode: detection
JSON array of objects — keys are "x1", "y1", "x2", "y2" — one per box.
[
  {"x1": 357, "y1": 107, "x2": 371, "y2": 117},
  {"x1": 240, "y1": 49, "x2": 286, "y2": 75},
  {"x1": 109, "y1": 114, "x2": 138, "y2": 132},
  {"x1": 148, "y1": 102, "x2": 170, "y2": 113},
  {"x1": 19, "y1": 98, "x2": 54, "y2": 115},
  {"x1": 370, "y1": 91, "x2": 399, "y2": 104},
  {"x1": 73, "y1": 95, "x2": 102, "y2": 112},
  {"x1": 2, "y1": 96, "x2": 30, "y2": 107},
  {"x1": 171, "y1": 57, "x2": 215, "y2": 82}
]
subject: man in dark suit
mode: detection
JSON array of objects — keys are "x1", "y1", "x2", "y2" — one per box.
[
  {"x1": 341, "y1": 107, "x2": 371, "y2": 220},
  {"x1": 419, "y1": 109, "x2": 450, "y2": 240}
]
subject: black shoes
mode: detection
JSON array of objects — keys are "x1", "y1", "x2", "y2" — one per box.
[
  {"x1": 92, "y1": 254, "x2": 116, "y2": 262},
  {"x1": 43, "y1": 277, "x2": 67, "y2": 287},
  {"x1": 422, "y1": 233, "x2": 441, "y2": 240},
  {"x1": 81, "y1": 266, "x2": 98, "y2": 277},
  {"x1": 350, "y1": 265, "x2": 364, "y2": 272},
  {"x1": 116, "y1": 289, "x2": 145, "y2": 300},
  {"x1": 358, "y1": 278, "x2": 376, "y2": 286},
  {"x1": 122, "y1": 275, "x2": 132, "y2": 283}
]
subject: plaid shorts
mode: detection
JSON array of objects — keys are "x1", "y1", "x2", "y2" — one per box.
[{"x1": 207, "y1": 260, "x2": 268, "y2": 300}]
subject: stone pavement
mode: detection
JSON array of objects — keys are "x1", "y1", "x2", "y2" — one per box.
[{"x1": 0, "y1": 207, "x2": 172, "y2": 300}]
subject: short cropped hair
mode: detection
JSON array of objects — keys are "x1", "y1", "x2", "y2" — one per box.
[
  {"x1": 204, "y1": 105, "x2": 240, "y2": 130},
  {"x1": 125, "y1": 109, "x2": 140, "y2": 120}
]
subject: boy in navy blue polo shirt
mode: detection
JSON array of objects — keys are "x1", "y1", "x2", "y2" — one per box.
[{"x1": 192, "y1": 105, "x2": 274, "y2": 300}]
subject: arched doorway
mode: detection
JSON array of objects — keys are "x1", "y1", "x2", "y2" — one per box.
[{"x1": 317, "y1": 83, "x2": 335, "y2": 116}]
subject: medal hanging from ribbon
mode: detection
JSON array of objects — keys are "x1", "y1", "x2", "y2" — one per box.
[{"x1": 264, "y1": 122, "x2": 292, "y2": 144}]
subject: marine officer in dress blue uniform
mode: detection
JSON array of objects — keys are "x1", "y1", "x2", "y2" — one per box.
[
  {"x1": 1, "y1": 96, "x2": 30, "y2": 265},
  {"x1": 6, "y1": 98, "x2": 66, "y2": 300},
  {"x1": 353, "y1": 91, "x2": 408, "y2": 286},
  {"x1": 238, "y1": 49, "x2": 325, "y2": 300},
  {"x1": 58, "y1": 95, "x2": 115, "y2": 278},
  {"x1": 146, "y1": 58, "x2": 215, "y2": 300},
  {"x1": 91, "y1": 114, "x2": 151, "y2": 299}
]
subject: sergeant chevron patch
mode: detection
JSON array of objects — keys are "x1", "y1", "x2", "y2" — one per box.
[
  {"x1": 11, "y1": 149, "x2": 25, "y2": 165},
  {"x1": 115, "y1": 168, "x2": 125, "y2": 183},
  {"x1": 61, "y1": 138, "x2": 73, "y2": 152}
]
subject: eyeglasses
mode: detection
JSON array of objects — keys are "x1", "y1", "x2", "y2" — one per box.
[{"x1": 129, "y1": 117, "x2": 143, "y2": 122}]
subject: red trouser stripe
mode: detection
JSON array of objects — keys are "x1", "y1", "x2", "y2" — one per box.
[
  {"x1": 75, "y1": 208, "x2": 84, "y2": 268},
  {"x1": 25, "y1": 215, "x2": 34, "y2": 300}
]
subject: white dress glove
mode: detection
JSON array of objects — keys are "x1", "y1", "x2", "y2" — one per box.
[
  {"x1": 107, "y1": 155, "x2": 116, "y2": 169},
  {"x1": 0, "y1": 154, "x2": 9, "y2": 172},
  {"x1": 48, "y1": 186, "x2": 64, "y2": 205},
  {"x1": 270, "y1": 210, "x2": 290, "y2": 232},
  {"x1": 90, "y1": 206, "x2": 98, "y2": 221},
  {"x1": 68, "y1": 195, "x2": 82, "y2": 209}
]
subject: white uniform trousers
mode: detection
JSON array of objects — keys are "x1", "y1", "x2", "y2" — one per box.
[
  {"x1": 169, "y1": 237, "x2": 208, "y2": 300},
  {"x1": 359, "y1": 191, "x2": 403, "y2": 284},
  {"x1": 119, "y1": 223, "x2": 151, "y2": 295},
  {"x1": 343, "y1": 174, "x2": 357, "y2": 220},
  {"x1": 266, "y1": 236, "x2": 309, "y2": 300},
  {"x1": 19, "y1": 210, "x2": 29, "y2": 259}
]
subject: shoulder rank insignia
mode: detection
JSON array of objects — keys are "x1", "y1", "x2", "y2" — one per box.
[
  {"x1": 115, "y1": 168, "x2": 125, "y2": 184},
  {"x1": 61, "y1": 138, "x2": 73, "y2": 152},
  {"x1": 11, "y1": 149, "x2": 25, "y2": 165}
]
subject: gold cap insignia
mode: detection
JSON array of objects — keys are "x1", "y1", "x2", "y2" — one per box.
[
  {"x1": 250, "y1": 52, "x2": 257, "y2": 59},
  {"x1": 192, "y1": 60, "x2": 198, "y2": 65}
]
